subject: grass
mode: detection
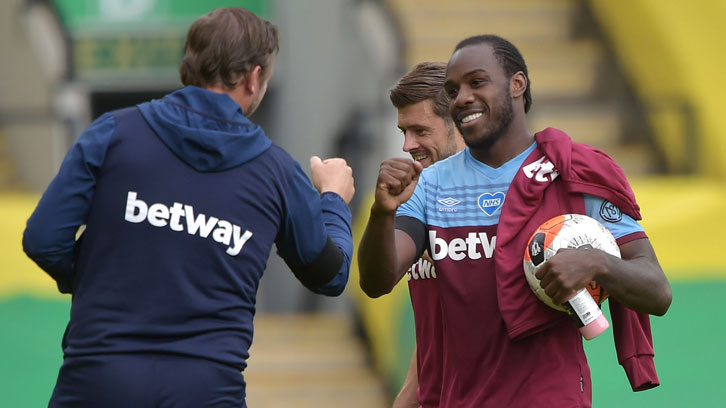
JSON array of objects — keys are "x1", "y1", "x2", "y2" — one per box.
[
  {"x1": 586, "y1": 279, "x2": 724, "y2": 406},
  {"x1": 0, "y1": 279, "x2": 723, "y2": 407}
]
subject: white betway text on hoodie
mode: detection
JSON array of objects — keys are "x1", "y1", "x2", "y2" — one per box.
[{"x1": 124, "y1": 191, "x2": 253, "y2": 256}]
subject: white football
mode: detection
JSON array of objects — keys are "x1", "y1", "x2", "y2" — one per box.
[{"x1": 523, "y1": 214, "x2": 621, "y2": 312}]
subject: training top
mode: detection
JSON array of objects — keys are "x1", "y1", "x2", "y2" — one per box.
[
  {"x1": 23, "y1": 86, "x2": 353, "y2": 371},
  {"x1": 396, "y1": 139, "x2": 644, "y2": 408}
]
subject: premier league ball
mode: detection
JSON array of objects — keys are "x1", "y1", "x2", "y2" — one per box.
[{"x1": 523, "y1": 214, "x2": 621, "y2": 312}]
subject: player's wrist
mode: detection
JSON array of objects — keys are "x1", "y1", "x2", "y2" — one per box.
[
  {"x1": 592, "y1": 248, "x2": 614, "y2": 283},
  {"x1": 370, "y1": 200, "x2": 397, "y2": 217}
]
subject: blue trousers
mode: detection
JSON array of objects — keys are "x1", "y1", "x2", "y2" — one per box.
[{"x1": 49, "y1": 354, "x2": 247, "y2": 408}]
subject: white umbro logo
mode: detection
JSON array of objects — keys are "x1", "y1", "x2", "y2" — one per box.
[
  {"x1": 438, "y1": 197, "x2": 461, "y2": 213},
  {"x1": 438, "y1": 197, "x2": 460, "y2": 207}
]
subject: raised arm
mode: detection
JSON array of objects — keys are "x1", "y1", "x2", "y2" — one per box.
[
  {"x1": 358, "y1": 158, "x2": 423, "y2": 298},
  {"x1": 276, "y1": 157, "x2": 355, "y2": 296}
]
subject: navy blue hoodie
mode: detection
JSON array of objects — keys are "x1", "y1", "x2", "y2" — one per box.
[{"x1": 23, "y1": 86, "x2": 353, "y2": 370}]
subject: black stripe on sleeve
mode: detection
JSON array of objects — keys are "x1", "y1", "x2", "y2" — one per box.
[
  {"x1": 395, "y1": 216, "x2": 427, "y2": 260},
  {"x1": 287, "y1": 236, "x2": 343, "y2": 293}
]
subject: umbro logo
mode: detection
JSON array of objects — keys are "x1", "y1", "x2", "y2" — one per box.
[
  {"x1": 438, "y1": 197, "x2": 460, "y2": 207},
  {"x1": 438, "y1": 197, "x2": 461, "y2": 212}
]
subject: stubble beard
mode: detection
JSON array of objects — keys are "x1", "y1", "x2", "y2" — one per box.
[
  {"x1": 459, "y1": 90, "x2": 515, "y2": 151},
  {"x1": 436, "y1": 123, "x2": 461, "y2": 162}
]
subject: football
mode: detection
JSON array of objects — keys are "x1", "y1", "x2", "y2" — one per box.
[{"x1": 523, "y1": 214, "x2": 620, "y2": 312}]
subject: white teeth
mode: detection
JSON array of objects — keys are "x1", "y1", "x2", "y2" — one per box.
[
  {"x1": 461, "y1": 112, "x2": 483, "y2": 124},
  {"x1": 412, "y1": 154, "x2": 428, "y2": 161}
]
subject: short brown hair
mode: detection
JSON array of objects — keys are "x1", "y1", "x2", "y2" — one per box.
[
  {"x1": 180, "y1": 8, "x2": 279, "y2": 89},
  {"x1": 389, "y1": 62, "x2": 450, "y2": 120}
]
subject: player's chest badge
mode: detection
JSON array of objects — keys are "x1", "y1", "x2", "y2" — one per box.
[{"x1": 477, "y1": 192, "x2": 505, "y2": 216}]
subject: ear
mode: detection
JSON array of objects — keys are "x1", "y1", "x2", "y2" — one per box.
[
  {"x1": 510, "y1": 71, "x2": 527, "y2": 99},
  {"x1": 244, "y1": 65, "x2": 263, "y2": 95}
]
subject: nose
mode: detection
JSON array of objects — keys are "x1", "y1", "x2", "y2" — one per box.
[
  {"x1": 402, "y1": 132, "x2": 419, "y2": 152},
  {"x1": 454, "y1": 86, "x2": 475, "y2": 107}
]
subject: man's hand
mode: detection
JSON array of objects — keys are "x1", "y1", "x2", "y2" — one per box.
[
  {"x1": 535, "y1": 239, "x2": 672, "y2": 315},
  {"x1": 373, "y1": 158, "x2": 423, "y2": 214},
  {"x1": 310, "y1": 156, "x2": 355, "y2": 204},
  {"x1": 535, "y1": 248, "x2": 606, "y2": 305}
]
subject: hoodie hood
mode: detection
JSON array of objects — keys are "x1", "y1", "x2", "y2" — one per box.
[{"x1": 137, "y1": 86, "x2": 271, "y2": 172}]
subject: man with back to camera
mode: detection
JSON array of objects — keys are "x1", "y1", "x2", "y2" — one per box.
[
  {"x1": 379, "y1": 61, "x2": 466, "y2": 408},
  {"x1": 23, "y1": 8, "x2": 355, "y2": 408},
  {"x1": 358, "y1": 34, "x2": 672, "y2": 407}
]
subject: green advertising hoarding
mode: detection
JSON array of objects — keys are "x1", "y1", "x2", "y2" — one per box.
[{"x1": 51, "y1": 0, "x2": 268, "y2": 87}]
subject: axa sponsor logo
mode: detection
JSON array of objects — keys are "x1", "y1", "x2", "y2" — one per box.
[
  {"x1": 429, "y1": 230, "x2": 496, "y2": 261},
  {"x1": 407, "y1": 257, "x2": 437, "y2": 281},
  {"x1": 124, "y1": 191, "x2": 253, "y2": 256},
  {"x1": 522, "y1": 156, "x2": 559, "y2": 182},
  {"x1": 437, "y1": 197, "x2": 461, "y2": 213}
]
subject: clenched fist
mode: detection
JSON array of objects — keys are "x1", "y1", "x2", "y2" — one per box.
[
  {"x1": 373, "y1": 158, "x2": 423, "y2": 214},
  {"x1": 310, "y1": 156, "x2": 355, "y2": 204}
]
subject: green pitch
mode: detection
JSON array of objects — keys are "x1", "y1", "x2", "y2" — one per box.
[
  {"x1": 389, "y1": 278, "x2": 725, "y2": 407},
  {"x1": 0, "y1": 296, "x2": 69, "y2": 407},
  {"x1": 586, "y1": 278, "x2": 723, "y2": 406},
  {"x1": 0, "y1": 279, "x2": 723, "y2": 407}
]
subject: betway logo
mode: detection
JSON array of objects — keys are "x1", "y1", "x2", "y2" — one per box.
[
  {"x1": 429, "y1": 230, "x2": 496, "y2": 261},
  {"x1": 407, "y1": 257, "x2": 436, "y2": 281},
  {"x1": 124, "y1": 191, "x2": 253, "y2": 256}
]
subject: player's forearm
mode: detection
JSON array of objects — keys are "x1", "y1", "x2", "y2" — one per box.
[
  {"x1": 358, "y1": 208, "x2": 405, "y2": 298},
  {"x1": 310, "y1": 192, "x2": 353, "y2": 296},
  {"x1": 596, "y1": 239, "x2": 672, "y2": 316},
  {"x1": 393, "y1": 348, "x2": 420, "y2": 408},
  {"x1": 21, "y1": 239, "x2": 75, "y2": 293}
]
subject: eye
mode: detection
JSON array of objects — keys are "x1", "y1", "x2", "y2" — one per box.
[
  {"x1": 445, "y1": 87, "x2": 458, "y2": 98},
  {"x1": 470, "y1": 78, "x2": 486, "y2": 87}
]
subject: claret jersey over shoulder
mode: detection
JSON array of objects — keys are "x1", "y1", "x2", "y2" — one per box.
[{"x1": 395, "y1": 129, "x2": 651, "y2": 407}]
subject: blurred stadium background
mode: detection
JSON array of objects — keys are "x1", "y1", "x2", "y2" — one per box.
[{"x1": 1, "y1": 0, "x2": 724, "y2": 406}]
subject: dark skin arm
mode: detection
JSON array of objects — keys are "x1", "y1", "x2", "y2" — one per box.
[
  {"x1": 393, "y1": 347, "x2": 420, "y2": 408},
  {"x1": 358, "y1": 158, "x2": 423, "y2": 298},
  {"x1": 536, "y1": 237, "x2": 672, "y2": 316}
]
